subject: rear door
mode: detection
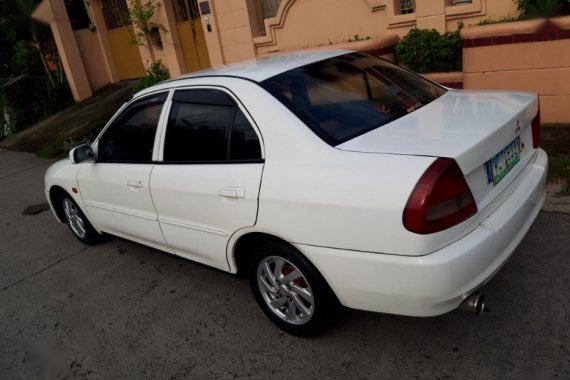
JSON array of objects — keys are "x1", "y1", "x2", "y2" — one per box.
[
  {"x1": 150, "y1": 88, "x2": 264, "y2": 271},
  {"x1": 77, "y1": 92, "x2": 172, "y2": 252}
]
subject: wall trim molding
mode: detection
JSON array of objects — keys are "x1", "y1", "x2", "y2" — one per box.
[
  {"x1": 462, "y1": 18, "x2": 570, "y2": 48},
  {"x1": 252, "y1": 0, "x2": 297, "y2": 48},
  {"x1": 253, "y1": 0, "x2": 387, "y2": 48},
  {"x1": 363, "y1": 0, "x2": 387, "y2": 12}
]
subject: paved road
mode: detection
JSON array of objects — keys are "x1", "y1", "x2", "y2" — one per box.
[{"x1": 1, "y1": 148, "x2": 569, "y2": 379}]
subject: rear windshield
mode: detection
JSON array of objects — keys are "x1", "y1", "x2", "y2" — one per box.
[{"x1": 261, "y1": 52, "x2": 446, "y2": 146}]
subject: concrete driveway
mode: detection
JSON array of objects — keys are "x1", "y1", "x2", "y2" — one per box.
[{"x1": 1, "y1": 148, "x2": 569, "y2": 379}]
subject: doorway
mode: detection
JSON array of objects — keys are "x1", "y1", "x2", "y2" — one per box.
[
  {"x1": 173, "y1": 0, "x2": 211, "y2": 73},
  {"x1": 100, "y1": 0, "x2": 145, "y2": 80}
]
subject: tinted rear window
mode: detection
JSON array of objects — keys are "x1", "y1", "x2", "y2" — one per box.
[{"x1": 261, "y1": 52, "x2": 446, "y2": 146}]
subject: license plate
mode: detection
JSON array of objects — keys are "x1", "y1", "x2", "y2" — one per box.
[{"x1": 485, "y1": 137, "x2": 522, "y2": 185}]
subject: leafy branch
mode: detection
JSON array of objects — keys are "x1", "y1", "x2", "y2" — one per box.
[{"x1": 128, "y1": 0, "x2": 167, "y2": 46}]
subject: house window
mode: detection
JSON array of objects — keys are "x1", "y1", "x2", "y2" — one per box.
[
  {"x1": 64, "y1": 0, "x2": 91, "y2": 30},
  {"x1": 258, "y1": 0, "x2": 282, "y2": 18},
  {"x1": 396, "y1": 0, "x2": 415, "y2": 14},
  {"x1": 447, "y1": 0, "x2": 473, "y2": 5},
  {"x1": 248, "y1": 0, "x2": 283, "y2": 37}
]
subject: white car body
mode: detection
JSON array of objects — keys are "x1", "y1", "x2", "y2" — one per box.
[{"x1": 45, "y1": 50, "x2": 547, "y2": 318}]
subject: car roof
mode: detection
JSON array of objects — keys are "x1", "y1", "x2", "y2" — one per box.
[
  {"x1": 133, "y1": 50, "x2": 352, "y2": 99},
  {"x1": 167, "y1": 49, "x2": 350, "y2": 83}
]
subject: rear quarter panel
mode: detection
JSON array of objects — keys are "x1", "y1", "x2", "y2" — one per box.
[
  {"x1": 255, "y1": 150, "x2": 484, "y2": 256},
  {"x1": 225, "y1": 79, "x2": 486, "y2": 257}
]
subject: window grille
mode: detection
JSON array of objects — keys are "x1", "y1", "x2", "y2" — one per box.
[
  {"x1": 100, "y1": 0, "x2": 130, "y2": 30},
  {"x1": 173, "y1": 0, "x2": 201, "y2": 23},
  {"x1": 398, "y1": 0, "x2": 415, "y2": 14}
]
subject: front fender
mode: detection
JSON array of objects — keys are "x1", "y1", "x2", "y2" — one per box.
[{"x1": 44, "y1": 159, "x2": 95, "y2": 229}]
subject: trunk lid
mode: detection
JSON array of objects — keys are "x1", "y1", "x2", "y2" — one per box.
[{"x1": 337, "y1": 90, "x2": 539, "y2": 214}]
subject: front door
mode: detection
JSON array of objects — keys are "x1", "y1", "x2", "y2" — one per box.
[
  {"x1": 77, "y1": 92, "x2": 171, "y2": 251},
  {"x1": 150, "y1": 88, "x2": 264, "y2": 270},
  {"x1": 173, "y1": 0, "x2": 211, "y2": 73}
]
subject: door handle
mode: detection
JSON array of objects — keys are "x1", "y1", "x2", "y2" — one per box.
[
  {"x1": 127, "y1": 179, "x2": 143, "y2": 188},
  {"x1": 218, "y1": 187, "x2": 245, "y2": 198}
]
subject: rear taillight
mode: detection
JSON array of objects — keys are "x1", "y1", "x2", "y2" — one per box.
[
  {"x1": 403, "y1": 158, "x2": 477, "y2": 234},
  {"x1": 532, "y1": 105, "x2": 541, "y2": 148}
]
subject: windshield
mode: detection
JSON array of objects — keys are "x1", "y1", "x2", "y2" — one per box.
[{"x1": 261, "y1": 52, "x2": 447, "y2": 146}]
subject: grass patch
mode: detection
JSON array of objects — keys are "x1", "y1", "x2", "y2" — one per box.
[
  {"x1": 36, "y1": 139, "x2": 68, "y2": 159},
  {"x1": 548, "y1": 154, "x2": 570, "y2": 194},
  {"x1": 478, "y1": 16, "x2": 521, "y2": 25}
]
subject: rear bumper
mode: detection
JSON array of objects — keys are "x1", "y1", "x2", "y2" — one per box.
[{"x1": 297, "y1": 149, "x2": 547, "y2": 316}]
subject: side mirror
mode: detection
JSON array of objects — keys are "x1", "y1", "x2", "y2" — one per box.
[{"x1": 69, "y1": 144, "x2": 96, "y2": 164}]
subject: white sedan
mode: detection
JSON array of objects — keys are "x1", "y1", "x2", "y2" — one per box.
[{"x1": 45, "y1": 51, "x2": 547, "y2": 336}]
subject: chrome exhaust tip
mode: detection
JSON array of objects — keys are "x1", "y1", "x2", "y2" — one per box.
[{"x1": 459, "y1": 292, "x2": 485, "y2": 316}]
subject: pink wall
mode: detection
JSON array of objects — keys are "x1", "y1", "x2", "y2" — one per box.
[
  {"x1": 199, "y1": 0, "x2": 257, "y2": 66},
  {"x1": 461, "y1": 17, "x2": 570, "y2": 123},
  {"x1": 253, "y1": 0, "x2": 520, "y2": 56}
]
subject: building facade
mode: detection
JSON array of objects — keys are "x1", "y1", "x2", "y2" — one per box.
[{"x1": 33, "y1": 0, "x2": 519, "y2": 101}]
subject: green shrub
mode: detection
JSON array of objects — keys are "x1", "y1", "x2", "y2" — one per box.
[
  {"x1": 0, "y1": 1, "x2": 74, "y2": 135},
  {"x1": 516, "y1": 0, "x2": 570, "y2": 19},
  {"x1": 478, "y1": 16, "x2": 522, "y2": 25},
  {"x1": 1, "y1": 40, "x2": 74, "y2": 135},
  {"x1": 133, "y1": 60, "x2": 169, "y2": 93},
  {"x1": 395, "y1": 28, "x2": 462, "y2": 74}
]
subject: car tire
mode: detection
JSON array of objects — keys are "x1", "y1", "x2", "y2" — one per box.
[
  {"x1": 248, "y1": 241, "x2": 336, "y2": 337},
  {"x1": 60, "y1": 194, "x2": 103, "y2": 245}
]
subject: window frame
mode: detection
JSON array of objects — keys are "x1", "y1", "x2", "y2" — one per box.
[
  {"x1": 448, "y1": 0, "x2": 473, "y2": 6},
  {"x1": 93, "y1": 89, "x2": 173, "y2": 164},
  {"x1": 395, "y1": 0, "x2": 415, "y2": 15},
  {"x1": 156, "y1": 85, "x2": 265, "y2": 165},
  {"x1": 445, "y1": 0, "x2": 481, "y2": 18}
]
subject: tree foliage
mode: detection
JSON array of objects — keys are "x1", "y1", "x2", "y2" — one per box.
[
  {"x1": 0, "y1": 0, "x2": 73, "y2": 137},
  {"x1": 395, "y1": 28, "x2": 463, "y2": 74},
  {"x1": 127, "y1": 0, "x2": 168, "y2": 57},
  {"x1": 516, "y1": 0, "x2": 570, "y2": 18},
  {"x1": 133, "y1": 60, "x2": 169, "y2": 93}
]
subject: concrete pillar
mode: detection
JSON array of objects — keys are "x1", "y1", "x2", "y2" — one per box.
[
  {"x1": 126, "y1": 0, "x2": 187, "y2": 76},
  {"x1": 85, "y1": 0, "x2": 119, "y2": 83},
  {"x1": 156, "y1": 0, "x2": 187, "y2": 76},
  {"x1": 32, "y1": 0, "x2": 93, "y2": 102},
  {"x1": 201, "y1": 0, "x2": 226, "y2": 67},
  {"x1": 202, "y1": 0, "x2": 257, "y2": 66}
]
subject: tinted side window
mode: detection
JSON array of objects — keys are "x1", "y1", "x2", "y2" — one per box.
[
  {"x1": 164, "y1": 90, "x2": 261, "y2": 162},
  {"x1": 231, "y1": 110, "x2": 262, "y2": 160},
  {"x1": 165, "y1": 102, "x2": 233, "y2": 161},
  {"x1": 98, "y1": 92, "x2": 167, "y2": 163}
]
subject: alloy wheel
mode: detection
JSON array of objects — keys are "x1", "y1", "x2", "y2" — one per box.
[
  {"x1": 256, "y1": 256, "x2": 314, "y2": 325},
  {"x1": 63, "y1": 198, "x2": 86, "y2": 239}
]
